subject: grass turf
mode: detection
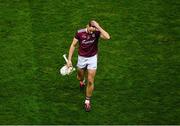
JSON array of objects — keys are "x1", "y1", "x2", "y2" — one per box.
[{"x1": 0, "y1": 0, "x2": 179, "y2": 124}]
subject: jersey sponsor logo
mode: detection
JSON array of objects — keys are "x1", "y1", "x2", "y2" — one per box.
[{"x1": 82, "y1": 39, "x2": 95, "y2": 44}]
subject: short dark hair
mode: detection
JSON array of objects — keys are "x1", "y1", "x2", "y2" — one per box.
[{"x1": 88, "y1": 21, "x2": 95, "y2": 28}]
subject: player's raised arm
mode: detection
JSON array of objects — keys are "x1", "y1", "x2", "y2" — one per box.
[
  {"x1": 90, "y1": 20, "x2": 110, "y2": 40},
  {"x1": 67, "y1": 37, "x2": 78, "y2": 67}
]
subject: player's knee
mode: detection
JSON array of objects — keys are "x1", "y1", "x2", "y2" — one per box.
[
  {"x1": 77, "y1": 74, "x2": 84, "y2": 81},
  {"x1": 77, "y1": 75, "x2": 79, "y2": 80},
  {"x1": 77, "y1": 75, "x2": 81, "y2": 81},
  {"x1": 88, "y1": 77, "x2": 94, "y2": 85}
]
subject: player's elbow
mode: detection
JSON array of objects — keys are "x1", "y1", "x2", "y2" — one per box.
[
  {"x1": 101, "y1": 33, "x2": 110, "y2": 40},
  {"x1": 107, "y1": 35, "x2": 110, "y2": 40},
  {"x1": 105, "y1": 34, "x2": 110, "y2": 40}
]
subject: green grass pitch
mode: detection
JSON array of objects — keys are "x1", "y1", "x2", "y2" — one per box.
[{"x1": 0, "y1": 0, "x2": 179, "y2": 124}]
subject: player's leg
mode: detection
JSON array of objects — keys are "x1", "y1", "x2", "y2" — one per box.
[
  {"x1": 85, "y1": 69, "x2": 96, "y2": 111},
  {"x1": 77, "y1": 68, "x2": 85, "y2": 81},
  {"x1": 77, "y1": 68, "x2": 86, "y2": 88},
  {"x1": 84, "y1": 54, "x2": 97, "y2": 111},
  {"x1": 86, "y1": 69, "x2": 96, "y2": 97},
  {"x1": 77, "y1": 55, "x2": 87, "y2": 89}
]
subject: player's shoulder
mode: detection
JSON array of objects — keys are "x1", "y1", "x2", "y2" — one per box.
[{"x1": 77, "y1": 28, "x2": 86, "y2": 33}]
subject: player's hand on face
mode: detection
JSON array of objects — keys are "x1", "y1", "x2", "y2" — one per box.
[
  {"x1": 67, "y1": 60, "x2": 72, "y2": 68},
  {"x1": 91, "y1": 20, "x2": 100, "y2": 28}
]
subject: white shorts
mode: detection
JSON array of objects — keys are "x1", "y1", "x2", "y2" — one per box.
[{"x1": 77, "y1": 54, "x2": 97, "y2": 69}]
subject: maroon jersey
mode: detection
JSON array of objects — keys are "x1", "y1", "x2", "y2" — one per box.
[{"x1": 75, "y1": 28, "x2": 100, "y2": 57}]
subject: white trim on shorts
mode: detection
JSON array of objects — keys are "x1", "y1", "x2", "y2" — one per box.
[{"x1": 77, "y1": 54, "x2": 97, "y2": 70}]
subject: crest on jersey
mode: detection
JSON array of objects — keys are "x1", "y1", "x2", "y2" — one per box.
[
  {"x1": 82, "y1": 34, "x2": 86, "y2": 39},
  {"x1": 92, "y1": 33, "x2": 95, "y2": 38}
]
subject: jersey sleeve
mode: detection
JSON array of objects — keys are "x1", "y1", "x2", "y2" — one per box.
[
  {"x1": 96, "y1": 30, "x2": 101, "y2": 38},
  {"x1": 74, "y1": 31, "x2": 79, "y2": 40}
]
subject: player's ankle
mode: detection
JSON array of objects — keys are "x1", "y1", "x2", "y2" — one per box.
[{"x1": 85, "y1": 96, "x2": 91, "y2": 104}]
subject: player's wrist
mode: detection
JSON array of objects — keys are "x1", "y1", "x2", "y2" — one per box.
[
  {"x1": 67, "y1": 57, "x2": 72, "y2": 61},
  {"x1": 97, "y1": 26, "x2": 102, "y2": 31},
  {"x1": 68, "y1": 60, "x2": 72, "y2": 64}
]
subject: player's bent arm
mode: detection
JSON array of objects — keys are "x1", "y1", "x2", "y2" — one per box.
[
  {"x1": 91, "y1": 20, "x2": 110, "y2": 40},
  {"x1": 67, "y1": 37, "x2": 78, "y2": 66},
  {"x1": 98, "y1": 26, "x2": 110, "y2": 40}
]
